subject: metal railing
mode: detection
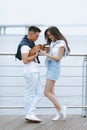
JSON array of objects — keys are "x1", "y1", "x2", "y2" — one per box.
[
  {"x1": 0, "y1": 24, "x2": 44, "y2": 35},
  {"x1": 0, "y1": 24, "x2": 87, "y2": 115},
  {"x1": 0, "y1": 24, "x2": 87, "y2": 35},
  {"x1": 0, "y1": 53, "x2": 87, "y2": 116}
]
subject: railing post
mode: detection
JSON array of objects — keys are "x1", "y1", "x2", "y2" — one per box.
[
  {"x1": 0, "y1": 27, "x2": 1, "y2": 35},
  {"x1": 3, "y1": 27, "x2": 6, "y2": 35},
  {"x1": 0, "y1": 26, "x2": 6, "y2": 35},
  {"x1": 82, "y1": 55, "x2": 87, "y2": 117}
]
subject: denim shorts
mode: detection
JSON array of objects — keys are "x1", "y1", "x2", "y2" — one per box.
[{"x1": 46, "y1": 60, "x2": 60, "y2": 81}]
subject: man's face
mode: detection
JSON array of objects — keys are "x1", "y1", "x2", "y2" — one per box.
[{"x1": 29, "y1": 31, "x2": 39, "y2": 42}]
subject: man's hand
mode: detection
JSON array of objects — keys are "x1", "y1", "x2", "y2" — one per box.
[{"x1": 29, "y1": 44, "x2": 44, "y2": 56}]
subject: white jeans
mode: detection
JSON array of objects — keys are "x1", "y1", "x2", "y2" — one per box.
[{"x1": 23, "y1": 72, "x2": 43, "y2": 115}]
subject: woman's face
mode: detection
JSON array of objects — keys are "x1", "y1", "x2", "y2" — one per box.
[{"x1": 47, "y1": 31, "x2": 56, "y2": 41}]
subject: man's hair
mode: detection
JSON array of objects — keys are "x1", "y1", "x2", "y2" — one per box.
[{"x1": 28, "y1": 26, "x2": 41, "y2": 33}]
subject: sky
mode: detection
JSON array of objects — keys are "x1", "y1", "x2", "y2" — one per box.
[{"x1": 0, "y1": 0, "x2": 87, "y2": 25}]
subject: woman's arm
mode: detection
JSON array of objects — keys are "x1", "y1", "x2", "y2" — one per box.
[{"x1": 40, "y1": 47, "x2": 64, "y2": 61}]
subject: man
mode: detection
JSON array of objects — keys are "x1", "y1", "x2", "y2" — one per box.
[{"x1": 20, "y1": 26, "x2": 43, "y2": 122}]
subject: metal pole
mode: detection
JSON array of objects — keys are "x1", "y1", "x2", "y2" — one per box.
[
  {"x1": 82, "y1": 56, "x2": 87, "y2": 117},
  {"x1": 84, "y1": 56, "x2": 87, "y2": 116},
  {"x1": 3, "y1": 27, "x2": 6, "y2": 35},
  {"x1": 0, "y1": 27, "x2": 1, "y2": 35}
]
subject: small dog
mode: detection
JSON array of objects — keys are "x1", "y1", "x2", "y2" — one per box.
[{"x1": 29, "y1": 44, "x2": 50, "y2": 56}]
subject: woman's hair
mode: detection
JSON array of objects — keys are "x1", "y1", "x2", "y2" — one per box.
[
  {"x1": 44, "y1": 28, "x2": 51, "y2": 45},
  {"x1": 44, "y1": 26, "x2": 70, "y2": 52}
]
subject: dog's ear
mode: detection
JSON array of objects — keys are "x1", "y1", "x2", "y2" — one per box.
[{"x1": 38, "y1": 44, "x2": 44, "y2": 50}]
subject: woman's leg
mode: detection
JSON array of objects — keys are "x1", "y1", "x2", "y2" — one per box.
[
  {"x1": 44, "y1": 79, "x2": 67, "y2": 120},
  {"x1": 44, "y1": 79, "x2": 61, "y2": 111}
]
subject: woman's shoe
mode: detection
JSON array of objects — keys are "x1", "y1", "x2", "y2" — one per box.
[
  {"x1": 52, "y1": 113, "x2": 60, "y2": 121},
  {"x1": 59, "y1": 106, "x2": 67, "y2": 121},
  {"x1": 52, "y1": 106, "x2": 67, "y2": 121}
]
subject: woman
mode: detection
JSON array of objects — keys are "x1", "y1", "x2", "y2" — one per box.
[{"x1": 40, "y1": 26, "x2": 70, "y2": 121}]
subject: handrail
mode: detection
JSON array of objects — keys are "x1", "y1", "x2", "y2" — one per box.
[
  {"x1": 0, "y1": 53, "x2": 87, "y2": 56},
  {"x1": 0, "y1": 24, "x2": 87, "y2": 27},
  {"x1": 0, "y1": 24, "x2": 45, "y2": 28},
  {"x1": 0, "y1": 106, "x2": 87, "y2": 109}
]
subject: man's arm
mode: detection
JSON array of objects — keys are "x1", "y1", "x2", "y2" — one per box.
[{"x1": 22, "y1": 52, "x2": 38, "y2": 64}]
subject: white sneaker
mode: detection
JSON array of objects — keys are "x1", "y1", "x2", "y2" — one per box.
[
  {"x1": 25, "y1": 114, "x2": 41, "y2": 122},
  {"x1": 52, "y1": 113, "x2": 61, "y2": 121},
  {"x1": 59, "y1": 106, "x2": 67, "y2": 121}
]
